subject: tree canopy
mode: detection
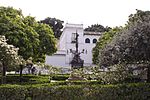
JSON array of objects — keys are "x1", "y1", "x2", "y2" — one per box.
[
  {"x1": 40, "y1": 17, "x2": 64, "y2": 39},
  {"x1": 92, "y1": 27, "x2": 122, "y2": 65},
  {"x1": 98, "y1": 10, "x2": 150, "y2": 82},
  {"x1": 0, "y1": 35, "x2": 23, "y2": 83},
  {"x1": 84, "y1": 24, "x2": 111, "y2": 32},
  {"x1": 0, "y1": 6, "x2": 57, "y2": 63},
  {"x1": 99, "y1": 10, "x2": 150, "y2": 66}
]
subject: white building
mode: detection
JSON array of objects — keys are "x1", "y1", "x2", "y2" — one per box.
[{"x1": 45, "y1": 23, "x2": 102, "y2": 68}]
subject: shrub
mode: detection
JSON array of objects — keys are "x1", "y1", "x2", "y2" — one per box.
[
  {"x1": 0, "y1": 83, "x2": 149, "y2": 100},
  {"x1": 0, "y1": 74, "x2": 70, "y2": 84},
  {"x1": 92, "y1": 63, "x2": 133, "y2": 84},
  {"x1": 51, "y1": 74, "x2": 69, "y2": 81},
  {"x1": 0, "y1": 74, "x2": 50, "y2": 84}
]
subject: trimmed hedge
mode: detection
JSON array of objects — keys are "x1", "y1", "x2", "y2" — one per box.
[
  {"x1": 0, "y1": 83, "x2": 150, "y2": 100},
  {"x1": 0, "y1": 74, "x2": 70, "y2": 84},
  {"x1": 0, "y1": 74, "x2": 50, "y2": 84},
  {"x1": 51, "y1": 74, "x2": 69, "y2": 81}
]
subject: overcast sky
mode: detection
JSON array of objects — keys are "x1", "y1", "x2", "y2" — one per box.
[{"x1": 1, "y1": 0, "x2": 150, "y2": 28}]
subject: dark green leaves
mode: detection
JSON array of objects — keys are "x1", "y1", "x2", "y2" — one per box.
[{"x1": 0, "y1": 6, "x2": 57, "y2": 62}]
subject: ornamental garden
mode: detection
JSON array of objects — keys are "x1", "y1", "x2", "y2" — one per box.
[{"x1": 0, "y1": 6, "x2": 150, "y2": 100}]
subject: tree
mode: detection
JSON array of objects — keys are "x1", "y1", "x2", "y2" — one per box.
[
  {"x1": 99, "y1": 10, "x2": 150, "y2": 82},
  {"x1": 0, "y1": 6, "x2": 57, "y2": 62},
  {"x1": 84, "y1": 24, "x2": 111, "y2": 32},
  {"x1": 24, "y1": 16, "x2": 57, "y2": 62},
  {"x1": 0, "y1": 35, "x2": 22, "y2": 83},
  {"x1": 92, "y1": 27, "x2": 122, "y2": 65},
  {"x1": 40, "y1": 17, "x2": 64, "y2": 39}
]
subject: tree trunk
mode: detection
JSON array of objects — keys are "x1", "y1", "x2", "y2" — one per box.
[
  {"x1": 19, "y1": 65, "x2": 23, "y2": 83},
  {"x1": 2, "y1": 64, "x2": 6, "y2": 84},
  {"x1": 147, "y1": 65, "x2": 150, "y2": 83},
  {"x1": 2, "y1": 65, "x2": 6, "y2": 76}
]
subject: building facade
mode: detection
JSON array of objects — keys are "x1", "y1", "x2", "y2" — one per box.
[{"x1": 45, "y1": 23, "x2": 102, "y2": 68}]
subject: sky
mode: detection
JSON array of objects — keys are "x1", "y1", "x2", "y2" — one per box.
[{"x1": 1, "y1": 0, "x2": 150, "y2": 28}]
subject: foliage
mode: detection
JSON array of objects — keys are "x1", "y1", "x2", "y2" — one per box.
[
  {"x1": 70, "y1": 68, "x2": 86, "y2": 78},
  {"x1": 127, "y1": 9, "x2": 150, "y2": 26},
  {"x1": 0, "y1": 6, "x2": 57, "y2": 62},
  {"x1": 92, "y1": 63, "x2": 132, "y2": 84},
  {"x1": 0, "y1": 74, "x2": 99, "y2": 84},
  {"x1": 33, "y1": 22, "x2": 57, "y2": 62},
  {"x1": 0, "y1": 83, "x2": 149, "y2": 100},
  {"x1": 99, "y1": 10, "x2": 150, "y2": 66},
  {"x1": 84, "y1": 24, "x2": 111, "y2": 32},
  {"x1": 0, "y1": 35, "x2": 23, "y2": 72},
  {"x1": 44, "y1": 65, "x2": 61, "y2": 75},
  {"x1": 40, "y1": 17, "x2": 64, "y2": 39},
  {"x1": 35, "y1": 63, "x2": 61, "y2": 75},
  {"x1": 92, "y1": 27, "x2": 122, "y2": 64},
  {"x1": 51, "y1": 74, "x2": 69, "y2": 81},
  {"x1": 0, "y1": 74, "x2": 49, "y2": 84},
  {"x1": 0, "y1": 73, "x2": 103, "y2": 85},
  {"x1": 98, "y1": 10, "x2": 150, "y2": 82}
]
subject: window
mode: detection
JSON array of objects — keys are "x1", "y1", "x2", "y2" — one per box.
[
  {"x1": 93, "y1": 39, "x2": 97, "y2": 43},
  {"x1": 71, "y1": 33, "x2": 76, "y2": 43},
  {"x1": 85, "y1": 38, "x2": 90, "y2": 43}
]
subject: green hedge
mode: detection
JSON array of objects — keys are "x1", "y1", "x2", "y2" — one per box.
[
  {"x1": 0, "y1": 74, "x2": 70, "y2": 84},
  {"x1": 51, "y1": 74, "x2": 69, "y2": 81},
  {"x1": 0, "y1": 83, "x2": 150, "y2": 100},
  {"x1": 0, "y1": 74, "x2": 50, "y2": 84}
]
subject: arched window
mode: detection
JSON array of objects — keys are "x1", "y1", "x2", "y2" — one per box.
[
  {"x1": 93, "y1": 39, "x2": 97, "y2": 43},
  {"x1": 85, "y1": 38, "x2": 90, "y2": 43}
]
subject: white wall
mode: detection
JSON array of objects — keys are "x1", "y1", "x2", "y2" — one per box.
[
  {"x1": 82, "y1": 34, "x2": 100, "y2": 66},
  {"x1": 45, "y1": 54, "x2": 69, "y2": 67},
  {"x1": 58, "y1": 29, "x2": 66, "y2": 50}
]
